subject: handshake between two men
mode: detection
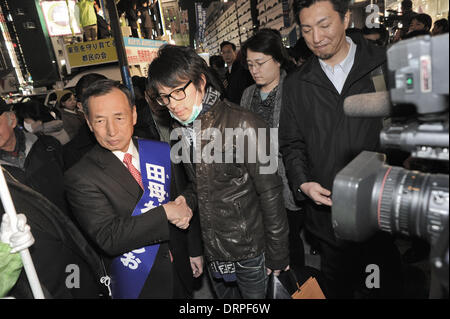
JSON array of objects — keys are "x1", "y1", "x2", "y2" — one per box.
[{"x1": 162, "y1": 195, "x2": 193, "y2": 230}]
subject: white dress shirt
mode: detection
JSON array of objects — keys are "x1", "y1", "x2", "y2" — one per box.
[
  {"x1": 319, "y1": 36, "x2": 357, "y2": 94},
  {"x1": 113, "y1": 140, "x2": 141, "y2": 172}
]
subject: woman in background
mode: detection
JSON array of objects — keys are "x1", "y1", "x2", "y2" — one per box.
[
  {"x1": 15, "y1": 100, "x2": 70, "y2": 145},
  {"x1": 58, "y1": 91, "x2": 86, "y2": 140},
  {"x1": 240, "y1": 29, "x2": 305, "y2": 269}
]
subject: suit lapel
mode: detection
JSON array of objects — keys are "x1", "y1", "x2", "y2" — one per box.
[{"x1": 91, "y1": 144, "x2": 142, "y2": 199}]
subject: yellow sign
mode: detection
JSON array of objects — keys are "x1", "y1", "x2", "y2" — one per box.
[{"x1": 65, "y1": 38, "x2": 118, "y2": 69}]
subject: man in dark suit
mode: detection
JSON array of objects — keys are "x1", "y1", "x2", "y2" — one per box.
[
  {"x1": 139, "y1": 0, "x2": 153, "y2": 39},
  {"x1": 220, "y1": 41, "x2": 254, "y2": 104},
  {"x1": 64, "y1": 79, "x2": 195, "y2": 298}
]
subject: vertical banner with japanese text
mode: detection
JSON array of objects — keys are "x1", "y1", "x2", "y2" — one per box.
[
  {"x1": 195, "y1": 2, "x2": 206, "y2": 45},
  {"x1": 110, "y1": 139, "x2": 171, "y2": 299}
]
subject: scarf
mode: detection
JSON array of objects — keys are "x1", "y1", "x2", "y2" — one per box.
[
  {"x1": 250, "y1": 84, "x2": 279, "y2": 127},
  {"x1": 184, "y1": 86, "x2": 221, "y2": 147}
]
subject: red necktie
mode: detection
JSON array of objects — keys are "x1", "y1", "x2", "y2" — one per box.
[{"x1": 123, "y1": 153, "x2": 143, "y2": 190}]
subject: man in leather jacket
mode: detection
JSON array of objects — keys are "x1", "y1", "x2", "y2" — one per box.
[{"x1": 147, "y1": 45, "x2": 289, "y2": 299}]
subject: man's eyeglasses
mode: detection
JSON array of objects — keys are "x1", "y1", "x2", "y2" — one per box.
[
  {"x1": 153, "y1": 80, "x2": 192, "y2": 106},
  {"x1": 247, "y1": 58, "x2": 273, "y2": 71}
]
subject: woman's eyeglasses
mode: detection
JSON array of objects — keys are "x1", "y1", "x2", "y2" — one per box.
[{"x1": 247, "y1": 58, "x2": 273, "y2": 71}]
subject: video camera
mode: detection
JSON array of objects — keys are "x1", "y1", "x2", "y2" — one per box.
[
  {"x1": 379, "y1": 9, "x2": 402, "y2": 28},
  {"x1": 332, "y1": 34, "x2": 449, "y2": 296}
]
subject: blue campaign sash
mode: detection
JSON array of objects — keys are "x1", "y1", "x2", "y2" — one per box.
[{"x1": 110, "y1": 139, "x2": 171, "y2": 299}]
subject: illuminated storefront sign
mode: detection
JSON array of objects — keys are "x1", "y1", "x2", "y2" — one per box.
[
  {"x1": 65, "y1": 37, "x2": 117, "y2": 69},
  {"x1": 40, "y1": 0, "x2": 81, "y2": 37},
  {"x1": 64, "y1": 37, "x2": 166, "y2": 72}
]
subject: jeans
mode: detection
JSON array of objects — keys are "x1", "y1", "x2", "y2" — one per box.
[{"x1": 208, "y1": 254, "x2": 268, "y2": 299}]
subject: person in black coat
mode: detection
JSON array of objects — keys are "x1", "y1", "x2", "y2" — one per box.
[
  {"x1": 0, "y1": 101, "x2": 69, "y2": 215},
  {"x1": 220, "y1": 41, "x2": 254, "y2": 104},
  {"x1": 1, "y1": 170, "x2": 106, "y2": 299},
  {"x1": 132, "y1": 76, "x2": 160, "y2": 140},
  {"x1": 139, "y1": 0, "x2": 153, "y2": 39},
  {"x1": 94, "y1": 1, "x2": 111, "y2": 39},
  {"x1": 279, "y1": 0, "x2": 403, "y2": 298},
  {"x1": 127, "y1": 1, "x2": 139, "y2": 38},
  {"x1": 65, "y1": 79, "x2": 197, "y2": 298}
]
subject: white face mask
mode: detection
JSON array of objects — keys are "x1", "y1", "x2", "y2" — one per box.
[
  {"x1": 23, "y1": 122, "x2": 33, "y2": 133},
  {"x1": 169, "y1": 90, "x2": 203, "y2": 126}
]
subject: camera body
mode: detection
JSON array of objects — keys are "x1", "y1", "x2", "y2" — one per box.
[
  {"x1": 332, "y1": 34, "x2": 449, "y2": 294},
  {"x1": 379, "y1": 10, "x2": 402, "y2": 28}
]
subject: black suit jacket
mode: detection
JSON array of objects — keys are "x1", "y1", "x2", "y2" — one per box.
[
  {"x1": 224, "y1": 60, "x2": 254, "y2": 104},
  {"x1": 2, "y1": 170, "x2": 105, "y2": 299},
  {"x1": 64, "y1": 139, "x2": 194, "y2": 298}
]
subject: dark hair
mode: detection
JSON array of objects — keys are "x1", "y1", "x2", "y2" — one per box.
[
  {"x1": 241, "y1": 28, "x2": 294, "y2": 72},
  {"x1": 362, "y1": 25, "x2": 389, "y2": 46},
  {"x1": 75, "y1": 73, "x2": 108, "y2": 100},
  {"x1": 293, "y1": 0, "x2": 350, "y2": 25},
  {"x1": 46, "y1": 92, "x2": 58, "y2": 107},
  {"x1": 60, "y1": 91, "x2": 74, "y2": 104},
  {"x1": 14, "y1": 100, "x2": 54, "y2": 123},
  {"x1": 411, "y1": 13, "x2": 432, "y2": 31},
  {"x1": 434, "y1": 18, "x2": 449, "y2": 33},
  {"x1": 146, "y1": 44, "x2": 223, "y2": 97},
  {"x1": 220, "y1": 41, "x2": 236, "y2": 52},
  {"x1": 209, "y1": 55, "x2": 225, "y2": 69},
  {"x1": 81, "y1": 79, "x2": 134, "y2": 117}
]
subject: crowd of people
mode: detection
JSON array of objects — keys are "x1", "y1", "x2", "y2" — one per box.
[
  {"x1": 75, "y1": 0, "x2": 159, "y2": 42},
  {"x1": 122, "y1": 0, "x2": 157, "y2": 40},
  {"x1": 75, "y1": 0, "x2": 111, "y2": 41},
  {"x1": 0, "y1": 0, "x2": 448, "y2": 299}
]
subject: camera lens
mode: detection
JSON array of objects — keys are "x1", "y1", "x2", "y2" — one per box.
[
  {"x1": 375, "y1": 167, "x2": 449, "y2": 244},
  {"x1": 332, "y1": 151, "x2": 449, "y2": 244}
]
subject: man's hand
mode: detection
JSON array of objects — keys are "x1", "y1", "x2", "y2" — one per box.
[
  {"x1": 162, "y1": 195, "x2": 193, "y2": 229},
  {"x1": 189, "y1": 256, "x2": 204, "y2": 278},
  {"x1": 300, "y1": 182, "x2": 332, "y2": 206},
  {"x1": 267, "y1": 265, "x2": 290, "y2": 276}
]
